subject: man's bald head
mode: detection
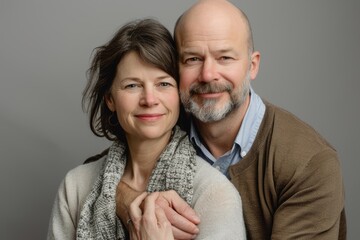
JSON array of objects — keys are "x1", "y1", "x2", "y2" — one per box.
[{"x1": 174, "y1": 0, "x2": 254, "y2": 55}]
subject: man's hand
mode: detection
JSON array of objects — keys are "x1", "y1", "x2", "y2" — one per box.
[
  {"x1": 155, "y1": 190, "x2": 200, "y2": 239},
  {"x1": 129, "y1": 192, "x2": 175, "y2": 240}
]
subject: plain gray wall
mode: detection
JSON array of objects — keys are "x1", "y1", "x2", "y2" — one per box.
[{"x1": 1, "y1": 0, "x2": 359, "y2": 239}]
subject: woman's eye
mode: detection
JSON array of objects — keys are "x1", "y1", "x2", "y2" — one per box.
[
  {"x1": 159, "y1": 82, "x2": 172, "y2": 87},
  {"x1": 124, "y1": 83, "x2": 140, "y2": 89}
]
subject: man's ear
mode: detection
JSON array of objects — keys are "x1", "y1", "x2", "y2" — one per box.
[
  {"x1": 249, "y1": 51, "x2": 260, "y2": 80},
  {"x1": 105, "y1": 93, "x2": 115, "y2": 112}
]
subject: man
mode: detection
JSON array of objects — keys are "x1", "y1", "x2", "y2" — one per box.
[{"x1": 117, "y1": 0, "x2": 346, "y2": 239}]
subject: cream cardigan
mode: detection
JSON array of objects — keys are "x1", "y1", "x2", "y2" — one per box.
[{"x1": 47, "y1": 156, "x2": 246, "y2": 240}]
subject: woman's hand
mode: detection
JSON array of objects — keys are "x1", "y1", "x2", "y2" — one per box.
[
  {"x1": 116, "y1": 180, "x2": 142, "y2": 230},
  {"x1": 129, "y1": 192, "x2": 174, "y2": 240},
  {"x1": 116, "y1": 178, "x2": 199, "y2": 239}
]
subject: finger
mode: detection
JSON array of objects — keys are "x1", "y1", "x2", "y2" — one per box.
[
  {"x1": 171, "y1": 225, "x2": 198, "y2": 240},
  {"x1": 142, "y1": 192, "x2": 160, "y2": 226},
  {"x1": 130, "y1": 192, "x2": 148, "y2": 217},
  {"x1": 155, "y1": 206, "x2": 171, "y2": 228},
  {"x1": 165, "y1": 190, "x2": 200, "y2": 224},
  {"x1": 129, "y1": 192, "x2": 148, "y2": 231},
  {"x1": 116, "y1": 181, "x2": 143, "y2": 224},
  {"x1": 156, "y1": 196, "x2": 199, "y2": 235},
  {"x1": 156, "y1": 207, "x2": 175, "y2": 239}
]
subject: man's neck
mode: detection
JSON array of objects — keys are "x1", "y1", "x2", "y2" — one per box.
[{"x1": 194, "y1": 96, "x2": 250, "y2": 159}]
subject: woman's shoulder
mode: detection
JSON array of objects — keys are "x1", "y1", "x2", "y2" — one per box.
[
  {"x1": 194, "y1": 157, "x2": 231, "y2": 185},
  {"x1": 191, "y1": 157, "x2": 246, "y2": 239},
  {"x1": 47, "y1": 156, "x2": 106, "y2": 239},
  {"x1": 65, "y1": 156, "x2": 104, "y2": 182},
  {"x1": 61, "y1": 156, "x2": 105, "y2": 200},
  {"x1": 193, "y1": 156, "x2": 241, "y2": 202}
]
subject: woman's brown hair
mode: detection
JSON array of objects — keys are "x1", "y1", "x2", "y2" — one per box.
[{"x1": 82, "y1": 18, "x2": 184, "y2": 141}]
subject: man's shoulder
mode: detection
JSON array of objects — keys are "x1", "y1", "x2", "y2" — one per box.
[
  {"x1": 264, "y1": 101, "x2": 315, "y2": 128},
  {"x1": 259, "y1": 101, "x2": 339, "y2": 174},
  {"x1": 263, "y1": 101, "x2": 336, "y2": 151}
]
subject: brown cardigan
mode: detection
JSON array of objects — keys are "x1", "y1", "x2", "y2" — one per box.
[{"x1": 229, "y1": 102, "x2": 346, "y2": 239}]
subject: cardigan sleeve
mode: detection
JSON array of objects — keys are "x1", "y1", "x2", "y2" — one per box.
[
  {"x1": 47, "y1": 160, "x2": 102, "y2": 240},
  {"x1": 47, "y1": 177, "x2": 77, "y2": 240},
  {"x1": 192, "y1": 159, "x2": 246, "y2": 240}
]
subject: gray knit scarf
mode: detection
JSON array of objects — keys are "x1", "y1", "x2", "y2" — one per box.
[{"x1": 76, "y1": 126, "x2": 197, "y2": 240}]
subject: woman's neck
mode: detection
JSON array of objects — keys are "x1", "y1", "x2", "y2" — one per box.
[{"x1": 121, "y1": 132, "x2": 172, "y2": 191}]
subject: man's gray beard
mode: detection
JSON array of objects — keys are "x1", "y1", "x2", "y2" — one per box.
[{"x1": 180, "y1": 73, "x2": 251, "y2": 123}]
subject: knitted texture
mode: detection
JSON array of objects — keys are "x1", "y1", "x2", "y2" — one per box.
[{"x1": 76, "y1": 126, "x2": 197, "y2": 240}]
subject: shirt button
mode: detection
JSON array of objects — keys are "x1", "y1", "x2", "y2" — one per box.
[{"x1": 240, "y1": 151, "x2": 247, "y2": 158}]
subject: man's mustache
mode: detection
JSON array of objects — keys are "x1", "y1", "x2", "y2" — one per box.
[{"x1": 190, "y1": 83, "x2": 232, "y2": 95}]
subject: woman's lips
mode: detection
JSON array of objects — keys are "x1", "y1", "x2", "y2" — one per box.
[{"x1": 135, "y1": 113, "x2": 164, "y2": 121}]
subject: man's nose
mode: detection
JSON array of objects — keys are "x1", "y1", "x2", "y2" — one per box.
[{"x1": 200, "y1": 59, "x2": 218, "y2": 82}]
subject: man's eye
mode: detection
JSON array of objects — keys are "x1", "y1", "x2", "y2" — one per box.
[
  {"x1": 185, "y1": 57, "x2": 201, "y2": 64},
  {"x1": 219, "y1": 56, "x2": 232, "y2": 60}
]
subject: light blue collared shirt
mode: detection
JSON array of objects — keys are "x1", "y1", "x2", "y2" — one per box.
[{"x1": 189, "y1": 88, "x2": 266, "y2": 178}]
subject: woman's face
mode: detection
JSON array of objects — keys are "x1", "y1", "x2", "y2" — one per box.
[{"x1": 106, "y1": 51, "x2": 179, "y2": 141}]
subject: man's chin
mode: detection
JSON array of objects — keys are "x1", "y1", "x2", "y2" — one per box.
[{"x1": 190, "y1": 104, "x2": 234, "y2": 123}]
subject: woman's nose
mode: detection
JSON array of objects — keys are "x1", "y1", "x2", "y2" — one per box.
[{"x1": 139, "y1": 88, "x2": 159, "y2": 107}]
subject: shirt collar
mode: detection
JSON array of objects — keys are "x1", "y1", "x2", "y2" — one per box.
[
  {"x1": 190, "y1": 87, "x2": 265, "y2": 160},
  {"x1": 235, "y1": 87, "x2": 265, "y2": 155}
]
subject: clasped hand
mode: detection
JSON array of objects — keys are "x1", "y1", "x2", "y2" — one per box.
[{"x1": 116, "y1": 181, "x2": 200, "y2": 240}]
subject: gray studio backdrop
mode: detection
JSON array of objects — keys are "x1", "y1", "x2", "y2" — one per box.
[{"x1": 1, "y1": 0, "x2": 359, "y2": 239}]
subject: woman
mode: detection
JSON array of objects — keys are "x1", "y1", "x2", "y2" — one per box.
[{"x1": 47, "y1": 18, "x2": 246, "y2": 240}]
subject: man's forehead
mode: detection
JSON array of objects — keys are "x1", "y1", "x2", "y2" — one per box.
[
  {"x1": 180, "y1": 43, "x2": 235, "y2": 52},
  {"x1": 176, "y1": 23, "x2": 247, "y2": 49},
  {"x1": 178, "y1": 39, "x2": 244, "y2": 51}
]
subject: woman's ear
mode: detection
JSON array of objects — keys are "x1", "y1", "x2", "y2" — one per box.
[{"x1": 105, "y1": 93, "x2": 115, "y2": 112}]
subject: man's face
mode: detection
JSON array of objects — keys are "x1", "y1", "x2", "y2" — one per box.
[{"x1": 177, "y1": 16, "x2": 255, "y2": 123}]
